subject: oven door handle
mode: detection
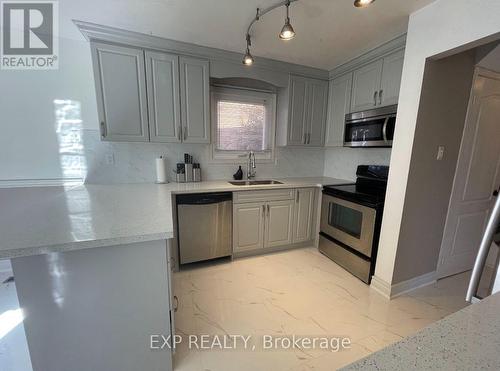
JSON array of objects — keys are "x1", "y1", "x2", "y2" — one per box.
[{"x1": 382, "y1": 117, "x2": 389, "y2": 143}]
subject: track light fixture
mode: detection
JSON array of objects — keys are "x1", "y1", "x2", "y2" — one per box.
[
  {"x1": 242, "y1": 0, "x2": 298, "y2": 66},
  {"x1": 279, "y1": 0, "x2": 295, "y2": 40},
  {"x1": 354, "y1": 0, "x2": 375, "y2": 8},
  {"x1": 242, "y1": 34, "x2": 254, "y2": 66}
]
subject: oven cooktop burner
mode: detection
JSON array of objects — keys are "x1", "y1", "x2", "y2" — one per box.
[{"x1": 323, "y1": 165, "x2": 389, "y2": 207}]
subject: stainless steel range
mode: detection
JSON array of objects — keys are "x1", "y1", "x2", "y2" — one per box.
[{"x1": 319, "y1": 165, "x2": 389, "y2": 284}]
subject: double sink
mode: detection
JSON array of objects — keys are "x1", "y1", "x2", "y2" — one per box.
[{"x1": 228, "y1": 180, "x2": 284, "y2": 186}]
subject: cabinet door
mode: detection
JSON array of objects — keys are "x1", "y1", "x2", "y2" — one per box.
[
  {"x1": 179, "y1": 57, "x2": 210, "y2": 144},
  {"x1": 265, "y1": 200, "x2": 294, "y2": 248},
  {"x1": 145, "y1": 51, "x2": 181, "y2": 143},
  {"x1": 306, "y1": 79, "x2": 328, "y2": 146},
  {"x1": 233, "y1": 202, "x2": 265, "y2": 252},
  {"x1": 91, "y1": 42, "x2": 149, "y2": 142},
  {"x1": 380, "y1": 49, "x2": 404, "y2": 107},
  {"x1": 351, "y1": 59, "x2": 383, "y2": 113},
  {"x1": 292, "y1": 188, "x2": 315, "y2": 243},
  {"x1": 288, "y1": 75, "x2": 307, "y2": 145},
  {"x1": 325, "y1": 73, "x2": 352, "y2": 147}
]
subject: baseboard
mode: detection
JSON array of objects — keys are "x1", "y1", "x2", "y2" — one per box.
[
  {"x1": 370, "y1": 275, "x2": 391, "y2": 299},
  {"x1": 0, "y1": 178, "x2": 83, "y2": 188},
  {"x1": 390, "y1": 271, "x2": 437, "y2": 298},
  {"x1": 370, "y1": 271, "x2": 437, "y2": 299},
  {"x1": 233, "y1": 241, "x2": 314, "y2": 259}
]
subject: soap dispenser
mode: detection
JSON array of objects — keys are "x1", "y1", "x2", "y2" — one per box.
[{"x1": 233, "y1": 166, "x2": 243, "y2": 180}]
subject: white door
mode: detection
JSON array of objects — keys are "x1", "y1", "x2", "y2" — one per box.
[
  {"x1": 306, "y1": 79, "x2": 328, "y2": 146},
  {"x1": 379, "y1": 49, "x2": 404, "y2": 107},
  {"x1": 233, "y1": 202, "x2": 265, "y2": 252},
  {"x1": 438, "y1": 69, "x2": 500, "y2": 278},
  {"x1": 265, "y1": 200, "x2": 294, "y2": 248},
  {"x1": 91, "y1": 42, "x2": 149, "y2": 142},
  {"x1": 351, "y1": 59, "x2": 383, "y2": 112},
  {"x1": 325, "y1": 73, "x2": 352, "y2": 147},
  {"x1": 145, "y1": 51, "x2": 181, "y2": 143},
  {"x1": 288, "y1": 75, "x2": 308, "y2": 145},
  {"x1": 293, "y1": 188, "x2": 315, "y2": 243},
  {"x1": 179, "y1": 57, "x2": 210, "y2": 143}
]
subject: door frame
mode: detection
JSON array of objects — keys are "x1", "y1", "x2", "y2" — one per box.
[{"x1": 437, "y1": 67, "x2": 500, "y2": 279}]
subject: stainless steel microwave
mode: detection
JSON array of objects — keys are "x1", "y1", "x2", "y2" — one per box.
[{"x1": 344, "y1": 105, "x2": 397, "y2": 148}]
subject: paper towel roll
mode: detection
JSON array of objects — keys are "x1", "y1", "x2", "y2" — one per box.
[{"x1": 156, "y1": 156, "x2": 168, "y2": 184}]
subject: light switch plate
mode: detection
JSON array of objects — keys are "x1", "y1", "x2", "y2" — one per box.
[{"x1": 436, "y1": 146, "x2": 445, "y2": 161}]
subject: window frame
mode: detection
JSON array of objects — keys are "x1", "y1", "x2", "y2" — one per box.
[{"x1": 210, "y1": 86, "x2": 276, "y2": 163}]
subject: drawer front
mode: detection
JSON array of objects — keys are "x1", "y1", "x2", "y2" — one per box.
[{"x1": 234, "y1": 189, "x2": 295, "y2": 203}]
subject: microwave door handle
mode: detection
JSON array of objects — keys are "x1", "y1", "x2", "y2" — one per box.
[{"x1": 382, "y1": 117, "x2": 389, "y2": 143}]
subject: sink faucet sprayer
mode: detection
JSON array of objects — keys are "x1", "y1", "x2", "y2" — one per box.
[{"x1": 247, "y1": 151, "x2": 256, "y2": 179}]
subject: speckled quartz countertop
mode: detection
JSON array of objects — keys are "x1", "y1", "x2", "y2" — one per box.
[
  {"x1": 0, "y1": 177, "x2": 349, "y2": 259},
  {"x1": 342, "y1": 291, "x2": 500, "y2": 370}
]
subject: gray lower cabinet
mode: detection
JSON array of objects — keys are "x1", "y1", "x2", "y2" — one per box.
[
  {"x1": 179, "y1": 57, "x2": 210, "y2": 144},
  {"x1": 92, "y1": 42, "x2": 149, "y2": 142},
  {"x1": 292, "y1": 188, "x2": 315, "y2": 243},
  {"x1": 325, "y1": 73, "x2": 352, "y2": 147},
  {"x1": 285, "y1": 75, "x2": 328, "y2": 147},
  {"x1": 91, "y1": 42, "x2": 210, "y2": 144},
  {"x1": 233, "y1": 189, "x2": 315, "y2": 254}
]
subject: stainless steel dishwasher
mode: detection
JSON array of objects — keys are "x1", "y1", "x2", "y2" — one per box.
[{"x1": 177, "y1": 192, "x2": 232, "y2": 264}]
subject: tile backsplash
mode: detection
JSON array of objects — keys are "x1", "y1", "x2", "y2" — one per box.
[{"x1": 82, "y1": 130, "x2": 326, "y2": 184}]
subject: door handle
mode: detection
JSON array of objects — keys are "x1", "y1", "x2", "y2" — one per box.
[
  {"x1": 382, "y1": 117, "x2": 389, "y2": 143},
  {"x1": 379, "y1": 89, "x2": 383, "y2": 105},
  {"x1": 178, "y1": 125, "x2": 182, "y2": 141},
  {"x1": 173, "y1": 295, "x2": 179, "y2": 312},
  {"x1": 373, "y1": 91, "x2": 378, "y2": 106}
]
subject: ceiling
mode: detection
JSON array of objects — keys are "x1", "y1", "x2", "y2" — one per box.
[{"x1": 66, "y1": 0, "x2": 436, "y2": 70}]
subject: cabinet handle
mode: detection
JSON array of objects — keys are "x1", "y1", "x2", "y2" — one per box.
[
  {"x1": 267, "y1": 204, "x2": 270, "y2": 217},
  {"x1": 379, "y1": 89, "x2": 383, "y2": 105},
  {"x1": 373, "y1": 91, "x2": 378, "y2": 106},
  {"x1": 262, "y1": 204, "x2": 266, "y2": 218},
  {"x1": 307, "y1": 133, "x2": 311, "y2": 144},
  {"x1": 303, "y1": 133, "x2": 306, "y2": 145},
  {"x1": 173, "y1": 295, "x2": 179, "y2": 312},
  {"x1": 296, "y1": 191, "x2": 300, "y2": 203},
  {"x1": 100, "y1": 121, "x2": 107, "y2": 139},
  {"x1": 178, "y1": 125, "x2": 182, "y2": 141},
  {"x1": 183, "y1": 126, "x2": 188, "y2": 141}
]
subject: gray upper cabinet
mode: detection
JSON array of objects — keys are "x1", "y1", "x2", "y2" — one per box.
[
  {"x1": 325, "y1": 72, "x2": 352, "y2": 147},
  {"x1": 351, "y1": 59, "x2": 384, "y2": 112},
  {"x1": 286, "y1": 75, "x2": 328, "y2": 146},
  {"x1": 350, "y1": 49, "x2": 404, "y2": 113},
  {"x1": 91, "y1": 41, "x2": 210, "y2": 144},
  {"x1": 179, "y1": 57, "x2": 210, "y2": 144},
  {"x1": 92, "y1": 42, "x2": 149, "y2": 142},
  {"x1": 287, "y1": 75, "x2": 308, "y2": 145},
  {"x1": 306, "y1": 79, "x2": 328, "y2": 146},
  {"x1": 145, "y1": 51, "x2": 181, "y2": 143},
  {"x1": 379, "y1": 49, "x2": 404, "y2": 107}
]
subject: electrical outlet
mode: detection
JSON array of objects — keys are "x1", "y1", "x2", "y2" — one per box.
[
  {"x1": 105, "y1": 153, "x2": 115, "y2": 165},
  {"x1": 436, "y1": 146, "x2": 445, "y2": 161}
]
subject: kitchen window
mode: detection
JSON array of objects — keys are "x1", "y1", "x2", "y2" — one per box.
[{"x1": 211, "y1": 87, "x2": 276, "y2": 161}]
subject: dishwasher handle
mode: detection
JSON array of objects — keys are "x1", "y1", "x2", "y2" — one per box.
[{"x1": 176, "y1": 192, "x2": 232, "y2": 205}]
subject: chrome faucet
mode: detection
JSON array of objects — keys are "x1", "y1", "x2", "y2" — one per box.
[{"x1": 247, "y1": 151, "x2": 256, "y2": 179}]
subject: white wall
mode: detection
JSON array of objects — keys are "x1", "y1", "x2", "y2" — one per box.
[
  {"x1": 0, "y1": 0, "x2": 327, "y2": 185},
  {"x1": 374, "y1": 0, "x2": 500, "y2": 289}
]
